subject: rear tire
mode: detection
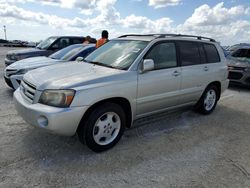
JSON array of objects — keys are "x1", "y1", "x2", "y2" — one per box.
[
  {"x1": 77, "y1": 103, "x2": 126, "y2": 152},
  {"x1": 195, "y1": 85, "x2": 219, "y2": 115}
]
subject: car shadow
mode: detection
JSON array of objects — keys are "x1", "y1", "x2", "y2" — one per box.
[
  {"x1": 229, "y1": 83, "x2": 250, "y2": 92},
  {"x1": 16, "y1": 103, "x2": 250, "y2": 173}
]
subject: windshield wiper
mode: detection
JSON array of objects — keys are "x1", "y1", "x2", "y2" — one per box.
[{"x1": 84, "y1": 60, "x2": 119, "y2": 69}]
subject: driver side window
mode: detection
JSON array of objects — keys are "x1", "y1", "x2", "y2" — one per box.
[
  {"x1": 52, "y1": 38, "x2": 70, "y2": 49},
  {"x1": 145, "y1": 42, "x2": 177, "y2": 70}
]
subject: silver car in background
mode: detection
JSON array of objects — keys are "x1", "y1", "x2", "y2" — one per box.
[
  {"x1": 227, "y1": 44, "x2": 250, "y2": 86},
  {"x1": 14, "y1": 34, "x2": 229, "y2": 152},
  {"x1": 4, "y1": 44, "x2": 95, "y2": 89}
]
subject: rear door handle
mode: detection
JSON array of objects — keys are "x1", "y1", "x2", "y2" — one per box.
[
  {"x1": 172, "y1": 70, "x2": 181, "y2": 77},
  {"x1": 204, "y1": 66, "x2": 209, "y2": 71}
]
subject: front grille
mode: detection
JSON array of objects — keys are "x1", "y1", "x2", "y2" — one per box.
[
  {"x1": 20, "y1": 80, "x2": 37, "y2": 103},
  {"x1": 228, "y1": 72, "x2": 243, "y2": 80}
]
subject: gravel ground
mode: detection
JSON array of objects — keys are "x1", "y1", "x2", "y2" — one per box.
[{"x1": 0, "y1": 47, "x2": 250, "y2": 188}]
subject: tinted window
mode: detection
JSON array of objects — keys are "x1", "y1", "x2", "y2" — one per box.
[
  {"x1": 232, "y1": 49, "x2": 250, "y2": 58},
  {"x1": 75, "y1": 47, "x2": 96, "y2": 58},
  {"x1": 61, "y1": 46, "x2": 95, "y2": 61},
  {"x1": 71, "y1": 38, "x2": 84, "y2": 44},
  {"x1": 49, "y1": 44, "x2": 82, "y2": 60},
  {"x1": 52, "y1": 38, "x2": 70, "y2": 49},
  {"x1": 204, "y1": 44, "x2": 220, "y2": 63},
  {"x1": 179, "y1": 41, "x2": 200, "y2": 66},
  {"x1": 145, "y1": 42, "x2": 177, "y2": 70},
  {"x1": 198, "y1": 44, "x2": 207, "y2": 63},
  {"x1": 203, "y1": 44, "x2": 220, "y2": 63}
]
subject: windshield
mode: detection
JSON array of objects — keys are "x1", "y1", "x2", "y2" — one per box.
[
  {"x1": 84, "y1": 40, "x2": 148, "y2": 70},
  {"x1": 36, "y1": 37, "x2": 58, "y2": 50},
  {"x1": 49, "y1": 44, "x2": 83, "y2": 60}
]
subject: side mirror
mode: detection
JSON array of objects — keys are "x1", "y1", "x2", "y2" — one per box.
[
  {"x1": 141, "y1": 59, "x2": 154, "y2": 73},
  {"x1": 76, "y1": 57, "x2": 84, "y2": 62}
]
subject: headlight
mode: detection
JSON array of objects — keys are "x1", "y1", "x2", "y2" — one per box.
[
  {"x1": 8, "y1": 54, "x2": 17, "y2": 60},
  {"x1": 16, "y1": 55, "x2": 30, "y2": 61},
  {"x1": 39, "y1": 90, "x2": 75, "y2": 108}
]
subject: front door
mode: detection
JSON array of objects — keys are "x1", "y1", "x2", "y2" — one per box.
[{"x1": 136, "y1": 42, "x2": 181, "y2": 117}]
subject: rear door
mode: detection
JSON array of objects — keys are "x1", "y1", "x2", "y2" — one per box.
[
  {"x1": 202, "y1": 43, "x2": 224, "y2": 87},
  {"x1": 136, "y1": 41, "x2": 182, "y2": 116},
  {"x1": 177, "y1": 41, "x2": 208, "y2": 104}
]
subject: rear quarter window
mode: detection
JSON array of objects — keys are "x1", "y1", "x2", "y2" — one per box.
[
  {"x1": 203, "y1": 44, "x2": 220, "y2": 63},
  {"x1": 178, "y1": 41, "x2": 200, "y2": 66}
]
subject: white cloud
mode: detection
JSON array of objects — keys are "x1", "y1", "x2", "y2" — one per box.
[
  {"x1": 177, "y1": 3, "x2": 250, "y2": 44},
  {"x1": 148, "y1": 0, "x2": 182, "y2": 8},
  {"x1": 184, "y1": 2, "x2": 246, "y2": 26},
  {"x1": 0, "y1": 1, "x2": 250, "y2": 45},
  {"x1": 122, "y1": 14, "x2": 173, "y2": 33}
]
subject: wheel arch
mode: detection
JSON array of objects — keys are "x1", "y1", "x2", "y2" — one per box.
[{"x1": 77, "y1": 97, "x2": 133, "y2": 132}]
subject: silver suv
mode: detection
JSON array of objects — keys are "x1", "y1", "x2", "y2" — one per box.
[
  {"x1": 227, "y1": 44, "x2": 250, "y2": 86},
  {"x1": 14, "y1": 34, "x2": 229, "y2": 152}
]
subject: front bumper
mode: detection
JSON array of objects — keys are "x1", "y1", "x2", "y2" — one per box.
[
  {"x1": 14, "y1": 88, "x2": 88, "y2": 136},
  {"x1": 228, "y1": 70, "x2": 250, "y2": 86},
  {"x1": 5, "y1": 58, "x2": 16, "y2": 66}
]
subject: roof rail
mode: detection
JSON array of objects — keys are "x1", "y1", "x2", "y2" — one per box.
[
  {"x1": 118, "y1": 34, "x2": 162, "y2": 38},
  {"x1": 118, "y1": 34, "x2": 216, "y2": 42}
]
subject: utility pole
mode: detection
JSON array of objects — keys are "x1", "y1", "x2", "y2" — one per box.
[{"x1": 3, "y1": 25, "x2": 7, "y2": 40}]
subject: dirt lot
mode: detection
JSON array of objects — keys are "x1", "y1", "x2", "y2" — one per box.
[{"x1": 0, "y1": 47, "x2": 250, "y2": 188}]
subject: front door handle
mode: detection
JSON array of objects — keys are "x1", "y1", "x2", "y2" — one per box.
[
  {"x1": 172, "y1": 70, "x2": 181, "y2": 77},
  {"x1": 204, "y1": 66, "x2": 209, "y2": 71}
]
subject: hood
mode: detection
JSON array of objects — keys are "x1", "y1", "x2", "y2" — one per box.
[
  {"x1": 7, "y1": 48, "x2": 44, "y2": 55},
  {"x1": 24, "y1": 62, "x2": 127, "y2": 90},
  {"x1": 8, "y1": 56, "x2": 63, "y2": 70},
  {"x1": 227, "y1": 56, "x2": 250, "y2": 68},
  {"x1": 7, "y1": 48, "x2": 48, "y2": 57}
]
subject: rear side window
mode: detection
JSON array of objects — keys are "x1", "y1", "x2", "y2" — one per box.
[
  {"x1": 203, "y1": 44, "x2": 220, "y2": 63},
  {"x1": 52, "y1": 38, "x2": 71, "y2": 49},
  {"x1": 145, "y1": 42, "x2": 177, "y2": 70},
  {"x1": 198, "y1": 44, "x2": 206, "y2": 63},
  {"x1": 71, "y1": 38, "x2": 84, "y2": 44},
  {"x1": 179, "y1": 41, "x2": 200, "y2": 66}
]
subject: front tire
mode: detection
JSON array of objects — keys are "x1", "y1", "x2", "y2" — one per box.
[
  {"x1": 195, "y1": 85, "x2": 219, "y2": 114},
  {"x1": 78, "y1": 103, "x2": 126, "y2": 152}
]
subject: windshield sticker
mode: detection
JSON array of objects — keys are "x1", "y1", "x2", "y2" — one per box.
[{"x1": 131, "y1": 48, "x2": 141, "y2": 53}]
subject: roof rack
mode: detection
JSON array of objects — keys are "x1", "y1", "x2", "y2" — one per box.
[
  {"x1": 118, "y1": 34, "x2": 162, "y2": 38},
  {"x1": 118, "y1": 34, "x2": 216, "y2": 42}
]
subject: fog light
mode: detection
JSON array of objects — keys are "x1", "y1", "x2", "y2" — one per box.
[{"x1": 37, "y1": 116, "x2": 48, "y2": 127}]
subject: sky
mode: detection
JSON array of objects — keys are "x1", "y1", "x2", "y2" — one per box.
[{"x1": 0, "y1": 0, "x2": 250, "y2": 45}]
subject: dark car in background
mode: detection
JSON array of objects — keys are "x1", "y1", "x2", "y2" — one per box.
[
  {"x1": 227, "y1": 44, "x2": 250, "y2": 86},
  {"x1": 4, "y1": 36, "x2": 96, "y2": 66}
]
